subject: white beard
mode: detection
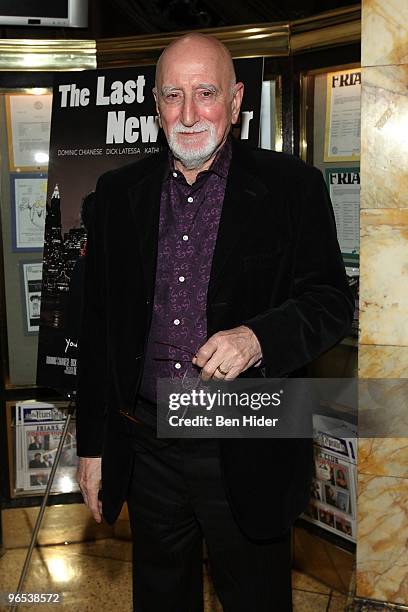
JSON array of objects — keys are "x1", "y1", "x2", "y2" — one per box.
[{"x1": 168, "y1": 120, "x2": 218, "y2": 170}]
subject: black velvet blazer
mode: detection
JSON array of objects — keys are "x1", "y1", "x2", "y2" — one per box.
[{"x1": 76, "y1": 137, "x2": 354, "y2": 539}]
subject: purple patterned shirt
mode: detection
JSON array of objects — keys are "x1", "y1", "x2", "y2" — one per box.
[{"x1": 138, "y1": 138, "x2": 232, "y2": 404}]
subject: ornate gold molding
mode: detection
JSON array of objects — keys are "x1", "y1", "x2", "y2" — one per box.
[
  {"x1": 291, "y1": 5, "x2": 361, "y2": 34},
  {"x1": 96, "y1": 5, "x2": 360, "y2": 68},
  {"x1": 0, "y1": 39, "x2": 96, "y2": 71},
  {"x1": 291, "y1": 6, "x2": 361, "y2": 54},
  {"x1": 96, "y1": 24, "x2": 290, "y2": 68}
]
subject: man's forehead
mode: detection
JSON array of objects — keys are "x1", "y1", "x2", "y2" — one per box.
[
  {"x1": 157, "y1": 40, "x2": 231, "y2": 77},
  {"x1": 161, "y1": 55, "x2": 222, "y2": 75},
  {"x1": 158, "y1": 61, "x2": 229, "y2": 89}
]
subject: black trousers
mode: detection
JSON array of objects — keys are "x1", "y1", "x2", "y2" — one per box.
[{"x1": 125, "y1": 422, "x2": 293, "y2": 612}]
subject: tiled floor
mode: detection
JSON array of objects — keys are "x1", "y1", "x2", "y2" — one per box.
[{"x1": 0, "y1": 538, "x2": 352, "y2": 611}]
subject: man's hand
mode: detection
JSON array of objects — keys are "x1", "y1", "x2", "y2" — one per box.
[
  {"x1": 76, "y1": 457, "x2": 102, "y2": 523},
  {"x1": 193, "y1": 325, "x2": 262, "y2": 381}
]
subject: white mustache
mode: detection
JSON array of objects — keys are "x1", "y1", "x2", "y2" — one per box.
[{"x1": 172, "y1": 122, "x2": 210, "y2": 134}]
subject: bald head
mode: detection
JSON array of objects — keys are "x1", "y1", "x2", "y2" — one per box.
[{"x1": 155, "y1": 33, "x2": 236, "y2": 93}]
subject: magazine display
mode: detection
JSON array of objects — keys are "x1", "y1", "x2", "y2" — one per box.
[
  {"x1": 14, "y1": 401, "x2": 79, "y2": 495},
  {"x1": 302, "y1": 415, "x2": 357, "y2": 543}
]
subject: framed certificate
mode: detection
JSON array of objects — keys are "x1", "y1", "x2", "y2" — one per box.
[
  {"x1": 325, "y1": 167, "x2": 360, "y2": 266},
  {"x1": 324, "y1": 69, "x2": 361, "y2": 162},
  {"x1": 5, "y1": 93, "x2": 52, "y2": 171},
  {"x1": 10, "y1": 173, "x2": 47, "y2": 251}
]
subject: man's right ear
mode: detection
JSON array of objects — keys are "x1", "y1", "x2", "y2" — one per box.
[
  {"x1": 152, "y1": 87, "x2": 162, "y2": 128},
  {"x1": 156, "y1": 110, "x2": 162, "y2": 128}
]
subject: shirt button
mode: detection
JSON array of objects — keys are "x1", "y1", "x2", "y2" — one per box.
[
  {"x1": 187, "y1": 196, "x2": 193, "y2": 203},
  {"x1": 173, "y1": 171, "x2": 177, "y2": 178},
  {"x1": 182, "y1": 235, "x2": 189, "y2": 241},
  {"x1": 175, "y1": 362, "x2": 181, "y2": 369},
  {"x1": 178, "y1": 276, "x2": 185, "y2": 282},
  {"x1": 173, "y1": 318, "x2": 180, "y2": 325}
]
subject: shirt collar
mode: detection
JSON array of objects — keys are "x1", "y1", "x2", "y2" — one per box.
[{"x1": 165, "y1": 135, "x2": 232, "y2": 182}]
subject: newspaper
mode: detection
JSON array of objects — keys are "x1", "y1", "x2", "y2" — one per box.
[
  {"x1": 14, "y1": 401, "x2": 79, "y2": 495},
  {"x1": 302, "y1": 414, "x2": 357, "y2": 542},
  {"x1": 303, "y1": 444, "x2": 356, "y2": 541}
]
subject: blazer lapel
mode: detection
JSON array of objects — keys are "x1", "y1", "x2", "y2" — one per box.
[
  {"x1": 208, "y1": 143, "x2": 269, "y2": 302},
  {"x1": 127, "y1": 154, "x2": 168, "y2": 299}
]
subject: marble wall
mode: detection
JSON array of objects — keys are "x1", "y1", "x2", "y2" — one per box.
[{"x1": 358, "y1": 0, "x2": 408, "y2": 605}]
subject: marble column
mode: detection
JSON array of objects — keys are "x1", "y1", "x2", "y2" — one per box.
[{"x1": 358, "y1": 0, "x2": 408, "y2": 606}]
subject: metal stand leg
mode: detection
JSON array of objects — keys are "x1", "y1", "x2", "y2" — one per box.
[{"x1": 10, "y1": 401, "x2": 76, "y2": 612}]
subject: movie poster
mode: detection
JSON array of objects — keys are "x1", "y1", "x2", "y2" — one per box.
[{"x1": 37, "y1": 59, "x2": 264, "y2": 392}]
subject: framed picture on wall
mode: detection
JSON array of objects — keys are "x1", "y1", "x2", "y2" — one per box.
[
  {"x1": 20, "y1": 261, "x2": 43, "y2": 334},
  {"x1": 10, "y1": 173, "x2": 47, "y2": 251},
  {"x1": 5, "y1": 93, "x2": 52, "y2": 172}
]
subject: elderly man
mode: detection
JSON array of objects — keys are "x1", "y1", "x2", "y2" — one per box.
[{"x1": 76, "y1": 33, "x2": 353, "y2": 612}]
